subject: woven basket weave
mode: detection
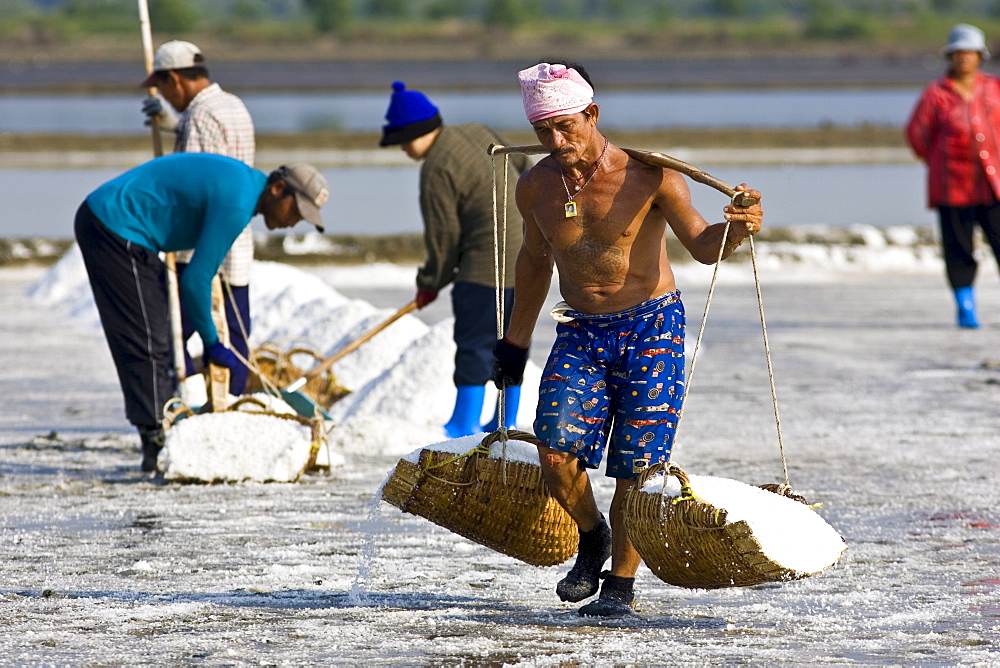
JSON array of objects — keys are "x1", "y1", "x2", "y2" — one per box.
[
  {"x1": 381, "y1": 430, "x2": 578, "y2": 567},
  {"x1": 623, "y1": 462, "x2": 838, "y2": 589}
]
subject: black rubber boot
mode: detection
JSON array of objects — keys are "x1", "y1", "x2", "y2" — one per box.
[
  {"x1": 556, "y1": 516, "x2": 612, "y2": 602},
  {"x1": 578, "y1": 574, "x2": 636, "y2": 618},
  {"x1": 138, "y1": 425, "x2": 164, "y2": 472}
]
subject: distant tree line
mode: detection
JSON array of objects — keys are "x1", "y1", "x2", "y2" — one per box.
[{"x1": 5, "y1": 0, "x2": 1000, "y2": 41}]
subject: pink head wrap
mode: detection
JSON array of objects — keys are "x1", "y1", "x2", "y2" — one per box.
[{"x1": 518, "y1": 63, "x2": 594, "y2": 124}]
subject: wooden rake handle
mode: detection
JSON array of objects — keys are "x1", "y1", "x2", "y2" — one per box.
[
  {"x1": 488, "y1": 143, "x2": 758, "y2": 207},
  {"x1": 302, "y1": 300, "x2": 418, "y2": 382}
]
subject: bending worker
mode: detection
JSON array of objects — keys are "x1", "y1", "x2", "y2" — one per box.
[
  {"x1": 141, "y1": 39, "x2": 258, "y2": 391},
  {"x1": 492, "y1": 62, "x2": 763, "y2": 617},
  {"x1": 74, "y1": 154, "x2": 329, "y2": 472},
  {"x1": 379, "y1": 81, "x2": 531, "y2": 437}
]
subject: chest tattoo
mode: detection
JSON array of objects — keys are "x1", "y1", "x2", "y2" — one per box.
[{"x1": 566, "y1": 233, "x2": 626, "y2": 282}]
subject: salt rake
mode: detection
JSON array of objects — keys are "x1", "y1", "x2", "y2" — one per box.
[
  {"x1": 280, "y1": 300, "x2": 418, "y2": 419},
  {"x1": 487, "y1": 143, "x2": 759, "y2": 207}
]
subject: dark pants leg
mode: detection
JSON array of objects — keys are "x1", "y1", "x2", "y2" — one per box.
[
  {"x1": 981, "y1": 204, "x2": 1000, "y2": 279},
  {"x1": 451, "y1": 282, "x2": 515, "y2": 386},
  {"x1": 938, "y1": 205, "x2": 994, "y2": 288},
  {"x1": 74, "y1": 202, "x2": 175, "y2": 428},
  {"x1": 176, "y1": 264, "x2": 252, "y2": 395},
  {"x1": 223, "y1": 284, "x2": 251, "y2": 395}
]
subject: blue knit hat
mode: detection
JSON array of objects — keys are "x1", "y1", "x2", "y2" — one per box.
[{"x1": 379, "y1": 81, "x2": 442, "y2": 147}]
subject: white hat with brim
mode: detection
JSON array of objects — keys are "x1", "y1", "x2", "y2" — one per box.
[
  {"x1": 944, "y1": 24, "x2": 990, "y2": 60},
  {"x1": 140, "y1": 40, "x2": 205, "y2": 87}
]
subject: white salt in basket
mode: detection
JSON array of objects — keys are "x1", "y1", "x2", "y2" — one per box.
[
  {"x1": 381, "y1": 430, "x2": 578, "y2": 566},
  {"x1": 623, "y1": 462, "x2": 847, "y2": 589},
  {"x1": 160, "y1": 397, "x2": 327, "y2": 483}
]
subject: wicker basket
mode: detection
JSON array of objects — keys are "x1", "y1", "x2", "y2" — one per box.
[
  {"x1": 245, "y1": 342, "x2": 350, "y2": 408},
  {"x1": 381, "y1": 430, "x2": 578, "y2": 567},
  {"x1": 623, "y1": 462, "x2": 845, "y2": 589}
]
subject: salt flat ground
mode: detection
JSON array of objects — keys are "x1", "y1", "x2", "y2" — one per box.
[{"x1": 2, "y1": 260, "x2": 1000, "y2": 665}]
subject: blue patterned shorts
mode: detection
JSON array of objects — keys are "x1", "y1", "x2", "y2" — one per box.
[{"x1": 534, "y1": 292, "x2": 686, "y2": 480}]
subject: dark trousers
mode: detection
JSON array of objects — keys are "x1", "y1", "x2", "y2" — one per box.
[
  {"x1": 176, "y1": 264, "x2": 251, "y2": 395},
  {"x1": 74, "y1": 202, "x2": 175, "y2": 428},
  {"x1": 937, "y1": 204, "x2": 1000, "y2": 288},
  {"x1": 451, "y1": 282, "x2": 515, "y2": 386}
]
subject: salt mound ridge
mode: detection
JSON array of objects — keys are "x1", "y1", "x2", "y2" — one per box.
[{"x1": 641, "y1": 472, "x2": 847, "y2": 575}]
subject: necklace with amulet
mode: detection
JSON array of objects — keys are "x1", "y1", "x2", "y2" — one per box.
[{"x1": 560, "y1": 137, "x2": 609, "y2": 218}]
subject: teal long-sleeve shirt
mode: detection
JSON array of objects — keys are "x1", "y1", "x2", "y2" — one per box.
[{"x1": 85, "y1": 153, "x2": 267, "y2": 347}]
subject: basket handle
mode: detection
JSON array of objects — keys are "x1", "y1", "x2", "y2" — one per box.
[
  {"x1": 252, "y1": 342, "x2": 283, "y2": 361},
  {"x1": 480, "y1": 429, "x2": 541, "y2": 448},
  {"x1": 633, "y1": 461, "x2": 690, "y2": 490},
  {"x1": 285, "y1": 346, "x2": 324, "y2": 363}
]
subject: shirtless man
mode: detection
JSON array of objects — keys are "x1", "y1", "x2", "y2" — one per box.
[{"x1": 492, "y1": 62, "x2": 763, "y2": 617}]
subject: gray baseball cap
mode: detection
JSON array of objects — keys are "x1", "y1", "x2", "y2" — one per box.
[{"x1": 277, "y1": 163, "x2": 329, "y2": 233}]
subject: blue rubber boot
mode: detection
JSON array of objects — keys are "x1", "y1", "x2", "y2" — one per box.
[
  {"x1": 954, "y1": 286, "x2": 980, "y2": 329},
  {"x1": 444, "y1": 385, "x2": 486, "y2": 438},
  {"x1": 482, "y1": 385, "x2": 522, "y2": 432}
]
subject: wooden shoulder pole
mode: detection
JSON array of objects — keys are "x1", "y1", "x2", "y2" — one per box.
[{"x1": 486, "y1": 142, "x2": 758, "y2": 207}]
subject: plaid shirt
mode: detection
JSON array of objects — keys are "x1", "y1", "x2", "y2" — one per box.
[
  {"x1": 417, "y1": 124, "x2": 531, "y2": 291},
  {"x1": 906, "y1": 72, "x2": 1000, "y2": 208},
  {"x1": 173, "y1": 83, "x2": 256, "y2": 285}
]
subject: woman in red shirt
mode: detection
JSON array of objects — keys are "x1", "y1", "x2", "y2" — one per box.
[{"x1": 906, "y1": 24, "x2": 1000, "y2": 329}]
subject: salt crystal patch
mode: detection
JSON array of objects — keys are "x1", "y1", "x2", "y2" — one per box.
[
  {"x1": 486, "y1": 438, "x2": 540, "y2": 465},
  {"x1": 640, "y1": 472, "x2": 846, "y2": 575},
  {"x1": 162, "y1": 412, "x2": 320, "y2": 483},
  {"x1": 400, "y1": 434, "x2": 482, "y2": 463}
]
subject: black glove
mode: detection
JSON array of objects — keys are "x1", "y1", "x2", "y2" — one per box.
[{"x1": 492, "y1": 338, "x2": 529, "y2": 389}]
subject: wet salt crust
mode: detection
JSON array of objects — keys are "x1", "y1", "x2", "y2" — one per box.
[
  {"x1": 10, "y1": 250, "x2": 1000, "y2": 663},
  {"x1": 642, "y1": 472, "x2": 847, "y2": 574}
]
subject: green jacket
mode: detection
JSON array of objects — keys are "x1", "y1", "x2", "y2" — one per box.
[{"x1": 417, "y1": 124, "x2": 531, "y2": 291}]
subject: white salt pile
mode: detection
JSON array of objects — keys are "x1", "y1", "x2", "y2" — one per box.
[
  {"x1": 27, "y1": 244, "x2": 100, "y2": 331},
  {"x1": 641, "y1": 472, "x2": 847, "y2": 575},
  {"x1": 161, "y1": 412, "x2": 340, "y2": 483}
]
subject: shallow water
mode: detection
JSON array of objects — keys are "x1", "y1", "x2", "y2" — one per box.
[
  {"x1": 0, "y1": 88, "x2": 922, "y2": 135},
  {"x1": 2, "y1": 263, "x2": 999, "y2": 663},
  {"x1": 0, "y1": 161, "x2": 935, "y2": 239}
]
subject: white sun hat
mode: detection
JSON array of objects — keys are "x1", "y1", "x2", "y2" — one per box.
[{"x1": 944, "y1": 23, "x2": 990, "y2": 60}]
